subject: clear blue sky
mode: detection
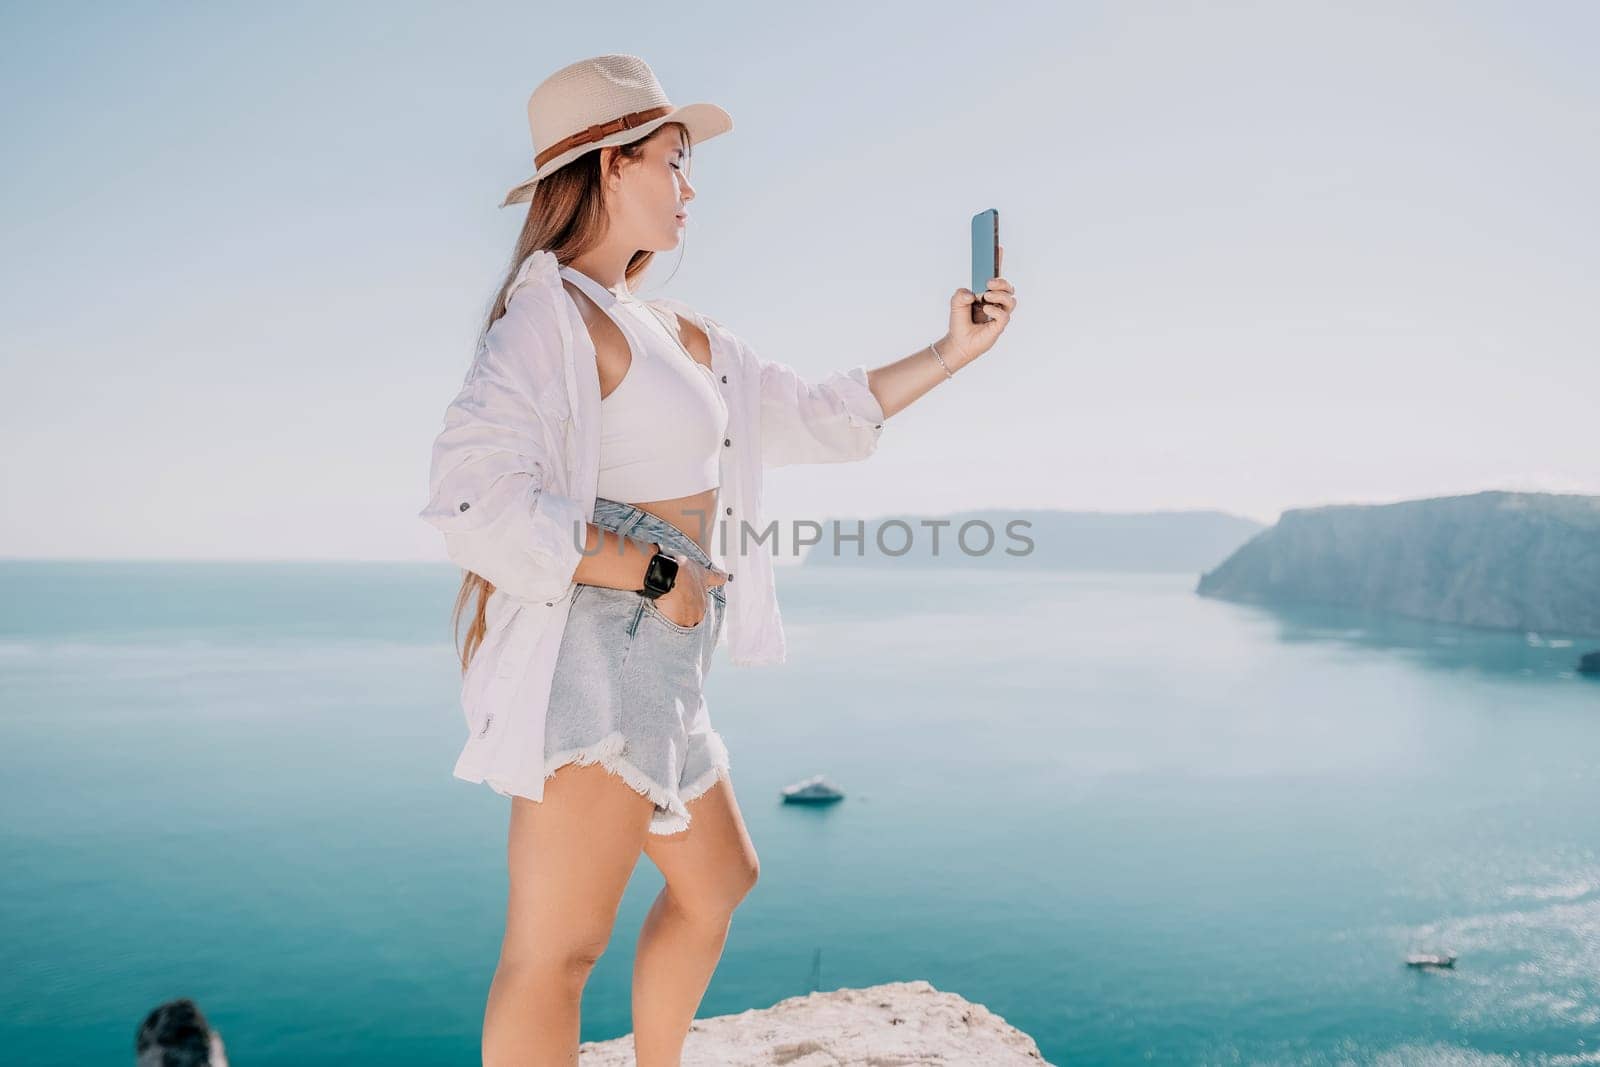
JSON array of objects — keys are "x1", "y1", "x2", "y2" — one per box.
[{"x1": 2, "y1": 1, "x2": 1595, "y2": 560}]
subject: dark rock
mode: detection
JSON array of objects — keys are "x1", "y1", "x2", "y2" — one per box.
[
  {"x1": 135, "y1": 998, "x2": 228, "y2": 1067},
  {"x1": 1579, "y1": 650, "x2": 1600, "y2": 675}
]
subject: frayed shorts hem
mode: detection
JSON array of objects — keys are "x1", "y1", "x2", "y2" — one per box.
[{"x1": 540, "y1": 728, "x2": 732, "y2": 836}]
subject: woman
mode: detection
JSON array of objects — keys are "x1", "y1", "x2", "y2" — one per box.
[{"x1": 419, "y1": 54, "x2": 1016, "y2": 1066}]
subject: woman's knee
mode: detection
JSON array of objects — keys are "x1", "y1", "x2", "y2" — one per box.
[
  {"x1": 733, "y1": 856, "x2": 760, "y2": 901},
  {"x1": 670, "y1": 856, "x2": 759, "y2": 923},
  {"x1": 494, "y1": 936, "x2": 610, "y2": 996}
]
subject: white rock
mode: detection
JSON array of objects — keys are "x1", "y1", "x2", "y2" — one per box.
[{"x1": 576, "y1": 979, "x2": 1055, "y2": 1066}]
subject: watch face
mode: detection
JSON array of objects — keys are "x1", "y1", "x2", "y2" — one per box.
[{"x1": 644, "y1": 550, "x2": 679, "y2": 597}]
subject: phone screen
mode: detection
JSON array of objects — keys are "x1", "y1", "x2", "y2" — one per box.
[{"x1": 971, "y1": 208, "x2": 999, "y2": 323}]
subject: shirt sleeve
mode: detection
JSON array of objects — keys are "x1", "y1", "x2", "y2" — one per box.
[
  {"x1": 417, "y1": 272, "x2": 589, "y2": 604},
  {"x1": 742, "y1": 334, "x2": 887, "y2": 467}
]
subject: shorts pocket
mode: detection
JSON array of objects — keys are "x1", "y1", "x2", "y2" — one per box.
[{"x1": 640, "y1": 591, "x2": 712, "y2": 635}]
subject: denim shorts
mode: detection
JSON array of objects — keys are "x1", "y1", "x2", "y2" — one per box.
[{"x1": 540, "y1": 497, "x2": 730, "y2": 836}]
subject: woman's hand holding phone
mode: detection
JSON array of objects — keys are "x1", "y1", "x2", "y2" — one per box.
[{"x1": 946, "y1": 242, "x2": 1015, "y2": 368}]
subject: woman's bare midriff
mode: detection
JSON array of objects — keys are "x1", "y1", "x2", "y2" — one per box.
[{"x1": 622, "y1": 489, "x2": 721, "y2": 559}]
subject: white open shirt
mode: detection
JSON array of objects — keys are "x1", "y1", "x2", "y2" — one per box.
[{"x1": 418, "y1": 249, "x2": 886, "y2": 802}]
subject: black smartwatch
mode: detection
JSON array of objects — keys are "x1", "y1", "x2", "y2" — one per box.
[{"x1": 639, "y1": 542, "x2": 679, "y2": 600}]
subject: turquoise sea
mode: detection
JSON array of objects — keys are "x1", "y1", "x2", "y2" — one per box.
[{"x1": 3, "y1": 560, "x2": 1598, "y2": 1065}]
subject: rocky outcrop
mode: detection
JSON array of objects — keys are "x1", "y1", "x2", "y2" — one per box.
[
  {"x1": 578, "y1": 980, "x2": 1054, "y2": 1066},
  {"x1": 1196, "y1": 491, "x2": 1600, "y2": 637},
  {"x1": 131, "y1": 982, "x2": 1052, "y2": 1065}
]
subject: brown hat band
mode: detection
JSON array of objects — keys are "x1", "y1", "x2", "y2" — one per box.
[{"x1": 534, "y1": 105, "x2": 675, "y2": 170}]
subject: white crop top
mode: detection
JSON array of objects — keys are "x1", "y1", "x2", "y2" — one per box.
[{"x1": 558, "y1": 265, "x2": 730, "y2": 503}]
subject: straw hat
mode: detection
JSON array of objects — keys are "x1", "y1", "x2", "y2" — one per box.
[{"x1": 499, "y1": 53, "x2": 733, "y2": 208}]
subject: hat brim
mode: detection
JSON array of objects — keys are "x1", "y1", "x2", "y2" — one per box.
[{"x1": 499, "y1": 101, "x2": 733, "y2": 208}]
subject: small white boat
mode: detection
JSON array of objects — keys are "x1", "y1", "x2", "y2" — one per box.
[
  {"x1": 1405, "y1": 952, "x2": 1457, "y2": 968},
  {"x1": 780, "y1": 774, "x2": 845, "y2": 805}
]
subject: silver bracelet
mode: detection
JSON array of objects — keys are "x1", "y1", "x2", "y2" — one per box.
[{"x1": 928, "y1": 340, "x2": 955, "y2": 379}]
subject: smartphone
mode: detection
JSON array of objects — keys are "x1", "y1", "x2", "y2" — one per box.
[{"x1": 970, "y1": 208, "x2": 999, "y2": 324}]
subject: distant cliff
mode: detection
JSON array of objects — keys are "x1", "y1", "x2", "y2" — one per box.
[
  {"x1": 802, "y1": 508, "x2": 1264, "y2": 573},
  {"x1": 1196, "y1": 491, "x2": 1600, "y2": 637}
]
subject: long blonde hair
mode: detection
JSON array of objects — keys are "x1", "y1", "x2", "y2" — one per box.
[{"x1": 449, "y1": 122, "x2": 692, "y2": 674}]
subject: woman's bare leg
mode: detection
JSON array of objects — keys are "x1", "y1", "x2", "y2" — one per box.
[
  {"x1": 631, "y1": 774, "x2": 760, "y2": 1067},
  {"x1": 483, "y1": 761, "x2": 657, "y2": 1066}
]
